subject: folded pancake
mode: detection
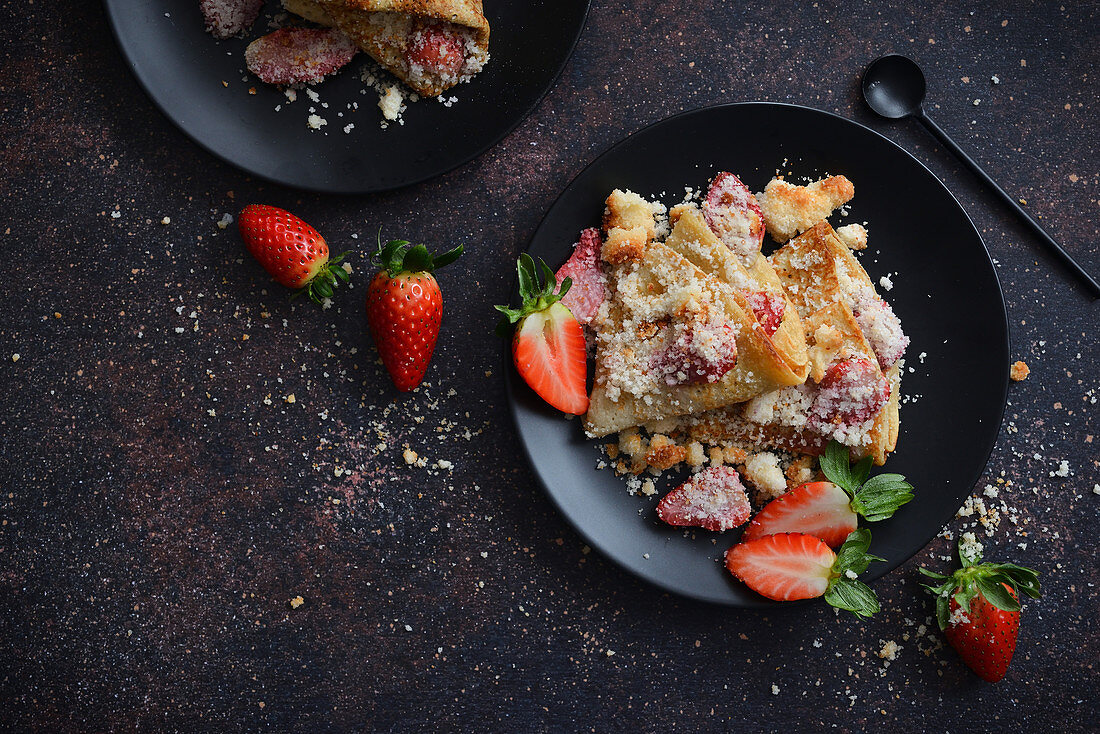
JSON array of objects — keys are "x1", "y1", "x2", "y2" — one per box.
[
  {"x1": 681, "y1": 221, "x2": 902, "y2": 465},
  {"x1": 284, "y1": 0, "x2": 489, "y2": 97},
  {"x1": 584, "y1": 191, "x2": 810, "y2": 438}
]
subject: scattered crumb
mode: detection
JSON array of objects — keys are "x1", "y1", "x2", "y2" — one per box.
[
  {"x1": 289, "y1": 596, "x2": 305, "y2": 609},
  {"x1": 1010, "y1": 360, "x2": 1029, "y2": 381}
]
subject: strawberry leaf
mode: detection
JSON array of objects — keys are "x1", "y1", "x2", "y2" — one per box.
[
  {"x1": 821, "y1": 441, "x2": 913, "y2": 522},
  {"x1": 824, "y1": 577, "x2": 880, "y2": 619},
  {"x1": 976, "y1": 577, "x2": 1021, "y2": 613},
  {"x1": 823, "y1": 529, "x2": 885, "y2": 618},
  {"x1": 494, "y1": 254, "x2": 574, "y2": 338},
  {"x1": 852, "y1": 474, "x2": 914, "y2": 522},
  {"x1": 820, "y1": 441, "x2": 857, "y2": 494}
]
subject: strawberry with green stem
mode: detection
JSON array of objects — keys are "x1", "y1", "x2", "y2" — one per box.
[
  {"x1": 239, "y1": 204, "x2": 350, "y2": 304},
  {"x1": 366, "y1": 236, "x2": 463, "y2": 392},
  {"x1": 725, "y1": 528, "x2": 885, "y2": 617},
  {"x1": 742, "y1": 440, "x2": 914, "y2": 547},
  {"x1": 921, "y1": 539, "x2": 1040, "y2": 682},
  {"x1": 495, "y1": 254, "x2": 589, "y2": 415}
]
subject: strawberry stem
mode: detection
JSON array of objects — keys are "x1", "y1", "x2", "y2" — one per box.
[
  {"x1": 372, "y1": 234, "x2": 463, "y2": 277},
  {"x1": 919, "y1": 539, "x2": 1041, "y2": 630},
  {"x1": 292, "y1": 250, "x2": 351, "y2": 305},
  {"x1": 493, "y1": 253, "x2": 573, "y2": 337}
]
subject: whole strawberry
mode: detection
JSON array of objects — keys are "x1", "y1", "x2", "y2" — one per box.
[
  {"x1": 921, "y1": 539, "x2": 1040, "y2": 682},
  {"x1": 366, "y1": 237, "x2": 462, "y2": 391},
  {"x1": 239, "y1": 204, "x2": 349, "y2": 304}
]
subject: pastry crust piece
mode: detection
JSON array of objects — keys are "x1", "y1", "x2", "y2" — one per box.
[
  {"x1": 680, "y1": 221, "x2": 901, "y2": 465},
  {"x1": 757, "y1": 175, "x2": 854, "y2": 243},
  {"x1": 286, "y1": 0, "x2": 490, "y2": 97},
  {"x1": 584, "y1": 191, "x2": 809, "y2": 438}
]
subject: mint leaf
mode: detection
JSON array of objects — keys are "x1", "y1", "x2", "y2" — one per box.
[
  {"x1": 820, "y1": 441, "x2": 856, "y2": 494},
  {"x1": 852, "y1": 473, "x2": 914, "y2": 521},
  {"x1": 824, "y1": 578, "x2": 880, "y2": 619}
]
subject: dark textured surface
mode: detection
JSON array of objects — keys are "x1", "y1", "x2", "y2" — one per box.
[{"x1": 2, "y1": 1, "x2": 1097, "y2": 731}]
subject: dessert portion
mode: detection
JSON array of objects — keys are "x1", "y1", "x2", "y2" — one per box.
[
  {"x1": 680, "y1": 218, "x2": 905, "y2": 467},
  {"x1": 284, "y1": 0, "x2": 490, "y2": 97},
  {"x1": 582, "y1": 185, "x2": 810, "y2": 437}
]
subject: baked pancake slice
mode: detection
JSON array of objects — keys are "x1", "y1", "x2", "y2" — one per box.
[
  {"x1": 286, "y1": 0, "x2": 490, "y2": 97},
  {"x1": 684, "y1": 221, "x2": 906, "y2": 465},
  {"x1": 584, "y1": 191, "x2": 810, "y2": 438}
]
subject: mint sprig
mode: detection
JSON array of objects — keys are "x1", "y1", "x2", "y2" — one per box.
[
  {"x1": 820, "y1": 440, "x2": 914, "y2": 522},
  {"x1": 823, "y1": 528, "x2": 886, "y2": 618}
]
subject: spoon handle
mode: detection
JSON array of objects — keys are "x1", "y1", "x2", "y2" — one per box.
[{"x1": 916, "y1": 109, "x2": 1100, "y2": 298}]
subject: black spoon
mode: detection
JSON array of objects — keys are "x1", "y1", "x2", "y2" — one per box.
[{"x1": 862, "y1": 54, "x2": 1100, "y2": 298}]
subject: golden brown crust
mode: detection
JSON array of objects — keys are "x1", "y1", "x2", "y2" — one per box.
[
  {"x1": 283, "y1": 0, "x2": 337, "y2": 25},
  {"x1": 757, "y1": 175, "x2": 854, "y2": 243},
  {"x1": 315, "y1": 0, "x2": 489, "y2": 97},
  {"x1": 584, "y1": 204, "x2": 811, "y2": 437},
  {"x1": 602, "y1": 226, "x2": 649, "y2": 265}
]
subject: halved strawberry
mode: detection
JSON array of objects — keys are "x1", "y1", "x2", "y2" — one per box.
[
  {"x1": 742, "y1": 481, "x2": 856, "y2": 547},
  {"x1": 657, "y1": 466, "x2": 751, "y2": 532},
  {"x1": 496, "y1": 255, "x2": 589, "y2": 415},
  {"x1": 725, "y1": 529, "x2": 884, "y2": 617},
  {"x1": 406, "y1": 22, "x2": 465, "y2": 78},
  {"x1": 702, "y1": 172, "x2": 765, "y2": 264},
  {"x1": 743, "y1": 441, "x2": 914, "y2": 547},
  {"x1": 808, "y1": 356, "x2": 890, "y2": 434},
  {"x1": 742, "y1": 289, "x2": 786, "y2": 338}
]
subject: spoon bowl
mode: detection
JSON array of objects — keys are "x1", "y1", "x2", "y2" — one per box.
[{"x1": 862, "y1": 54, "x2": 927, "y2": 119}]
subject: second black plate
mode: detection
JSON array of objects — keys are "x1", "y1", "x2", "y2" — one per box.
[
  {"x1": 508, "y1": 103, "x2": 1009, "y2": 606},
  {"x1": 105, "y1": 0, "x2": 590, "y2": 193}
]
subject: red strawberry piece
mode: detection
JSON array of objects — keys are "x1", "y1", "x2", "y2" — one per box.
[
  {"x1": 653, "y1": 322, "x2": 738, "y2": 386},
  {"x1": 742, "y1": 289, "x2": 786, "y2": 338},
  {"x1": 725, "y1": 529, "x2": 884, "y2": 616},
  {"x1": 200, "y1": 0, "x2": 263, "y2": 39},
  {"x1": 850, "y1": 288, "x2": 909, "y2": 369},
  {"x1": 703, "y1": 172, "x2": 766, "y2": 263},
  {"x1": 245, "y1": 28, "x2": 359, "y2": 86},
  {"x1": 741, "y1": 481, "x2": 857, "y2": 547},
  {"x1": 406, "y1": 22, "x2": 465, "y2": 78},
  {"x1": 496, "y1": 255, "x2": 589, "y2": 415},
  {"x1": 921, "y1": 540, "x2": 1041, "y2": 682},
  {"x1": 555, "y1": 228, "x2": 607, "y2": 325},
  {"x1": 808, "y1": 356, "x2": 890, "y2": 434},
  {"x1": 238, "y1": 204, "x2": 349, "y2": 303},
  {"x1": 366, "y1": 239, "x2": 463, "y2": 392},
  {"x1": 657, "y1": 466, "x2": 751, "y2": 532}
]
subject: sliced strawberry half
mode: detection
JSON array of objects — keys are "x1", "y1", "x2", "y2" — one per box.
[
  {"x1": 742, "y1": 289, "x2": 786, "y2": 338},
  {"x1": 742, "y1": 481, "x2": 857, "y2": 547},
  {"x1": 657, "y1": 466, "x2": 751, "y2": 532},
  {"x1": 555, "y1": 228, "x2": 606, "y2": 325},
  {"x1": 808, "y1": 356, "x2": 890, "y2": 435},
  {"x1": 743, "y1": 442, "x2": 914, "y2": 547},
  {"x1": 702, "y1": 172, "x2": 765, "y2": 264},
  {"x1": 496, "y1": 255, "x2": 589, "y2": 415},
  {"x1": 725, "y1": 529, "x2": 884, "y2": 617}
]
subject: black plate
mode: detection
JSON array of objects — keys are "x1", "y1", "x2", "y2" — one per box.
[
  {"x1": 105, "y1": 0, "x2": 590, "y2": 193},
  {"x1": 508, "y1": 103, "x2": 1009, "y2": 607}
]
